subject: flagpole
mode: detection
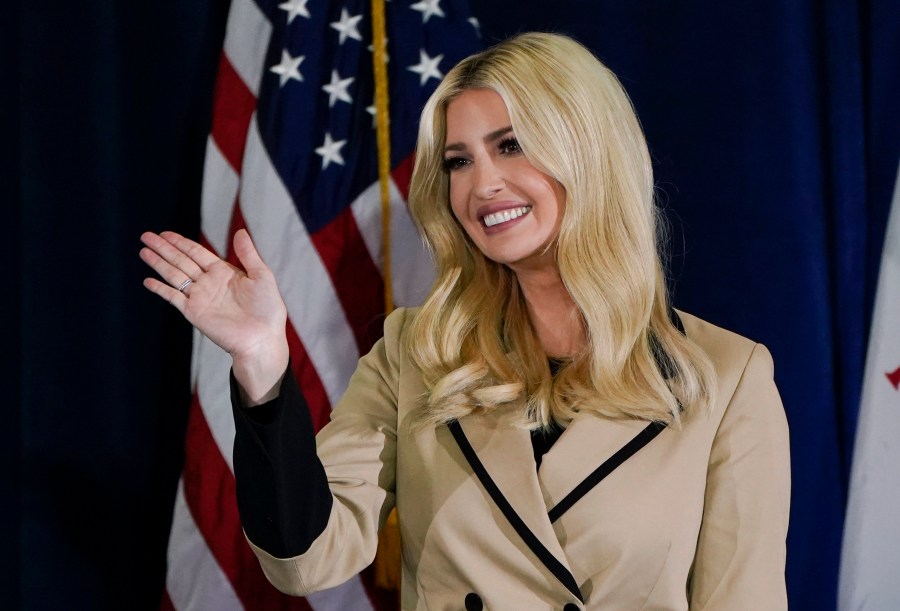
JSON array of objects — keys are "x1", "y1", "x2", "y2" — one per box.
[
  {"x1": 371, "y1": 0, "x2": 393, "y2": 316},
  {"x1": 370, "y1": 0, "x2": 402, "y2": 599}
]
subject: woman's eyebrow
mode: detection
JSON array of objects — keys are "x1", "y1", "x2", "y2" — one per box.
[
  {"x1": 444, "y1": 126, "x2": 514, "y2": 153},
  {"x1": 484, "y1": 126, "x2": 513, "y2": 142}
]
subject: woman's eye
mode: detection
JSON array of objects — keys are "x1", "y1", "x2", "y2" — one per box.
[
  {"x1": 442, "y1": 156, "x2": 469, "y2": 172},
  {"x1": 498, "y1": 137, "x2": 522, "y2": 155}
]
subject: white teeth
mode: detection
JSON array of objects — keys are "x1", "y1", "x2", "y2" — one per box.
[{"x1": 483, "y1": 206, "x2": 531, "y2": 228}]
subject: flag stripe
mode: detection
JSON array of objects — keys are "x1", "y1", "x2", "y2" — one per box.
[
  {"x1": 200, "y1": 140, "x2": 240, "y2": 257},
  {"x1": 160, "y1": 590, "x2": 176, "y2": 611},
  {"x1": 222, "y1": 0, "x2": 271, "y2": 98},
  {"x1": 210, "y1": 53, "x2": 259, "y2": 173},
  {"x1": 305, "y1": 578, "x2": 378, "y2": 611},
  {"x1": 310, "y1": 207, "x2": 385, "y2": 354},
  {"x1": 194, "y1": 332, "x2": 238, "y2": 471},
  {"x1": 167, "y1": 480, "x2": 243, "y2": 611},
  {"x1": 287, "y1": 320, "x2": 333, "y2": 433},
  {"x1": 349, "y1": 175, "x2": 434, "y2": 308},
  {"x1": 390, "y1": 154, "x2": 415, "y2": 202}
]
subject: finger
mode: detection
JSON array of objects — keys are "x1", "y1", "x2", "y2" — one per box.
[
  {"x1": 158, "y1": 231, "x2": 221, "y2": 271},
  {"x1": 140, "y1": 246, "x2": 195, "y2": 292},
  {"x1": 233, "y1": 229, "x2": 272, "y2": 278},
  {"x1": 141, "y1": 231, "x2": 207, "y2": 283},
  {"x1": 143, "y1": 277, "x2": 188, "y2": 312}
]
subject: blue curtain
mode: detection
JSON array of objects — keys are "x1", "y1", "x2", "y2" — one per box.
[
  {"x1": 5, "y1": 1, "x2": 226, "y2": 608},
  {"x1": 6, "y1": 0, "x2": 898, "y2": 608}
]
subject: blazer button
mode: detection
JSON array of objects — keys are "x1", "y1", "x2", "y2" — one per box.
[
  {"x1": 563, "y1": 604, "x2": 580, "y2": 611},
  {"x1": 464, "y1": 592, "x2": 483, "y2": 611}
]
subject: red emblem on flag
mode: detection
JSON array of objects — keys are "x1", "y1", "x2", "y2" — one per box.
[{"x1": 887, "y1": 366, "x2": 900, "y2": 390}]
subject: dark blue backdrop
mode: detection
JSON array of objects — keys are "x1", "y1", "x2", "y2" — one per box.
[{"x1": 5, "y1": 0, "x2": 898, "y2": 609}]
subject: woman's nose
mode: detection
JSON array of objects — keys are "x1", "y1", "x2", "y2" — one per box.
[{"x1": 473, "y1": 160, "x2": 504, "y2": 199}]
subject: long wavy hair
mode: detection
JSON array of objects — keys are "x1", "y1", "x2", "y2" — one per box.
[{"x1": 406, "y1": 32, "x2": 716, "y2": 430}]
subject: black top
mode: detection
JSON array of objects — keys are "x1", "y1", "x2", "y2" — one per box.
[
  {"x1": 531, "y1": 357, "x2": 568, "y2": 469},
  {"x1": 531, "y1": 425, "x2": 563, "y2": 470}
]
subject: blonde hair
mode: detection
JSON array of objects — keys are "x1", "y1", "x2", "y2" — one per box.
[{"x1": 407, "y1": 32, "x2": 716, "y2": 429}]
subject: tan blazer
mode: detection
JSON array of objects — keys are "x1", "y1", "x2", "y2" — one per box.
[{"x1": 248, "y1": 308, "x2": 790, "y2": 610}]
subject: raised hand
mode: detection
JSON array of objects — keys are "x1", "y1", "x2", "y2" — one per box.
[{"x1": 140, "y1": 229, "x2": 289, "y2": 403}]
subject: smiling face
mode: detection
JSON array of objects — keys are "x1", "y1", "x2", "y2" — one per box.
[{"x1": 443, "y1": 88, "x2": 566, "y2": 274}]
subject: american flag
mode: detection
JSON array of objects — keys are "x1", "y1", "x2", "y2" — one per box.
[{"x1": 162, "y1": 1, "x2": 479, "y2": 609}]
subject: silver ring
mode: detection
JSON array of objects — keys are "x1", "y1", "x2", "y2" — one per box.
[{"x1": 177, "y1": 278, "x2": 194, "y2": 292}]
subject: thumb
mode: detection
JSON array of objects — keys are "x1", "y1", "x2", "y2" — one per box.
[{"x1": 233, "y1": 229, "x2": 270, "y2": 277}]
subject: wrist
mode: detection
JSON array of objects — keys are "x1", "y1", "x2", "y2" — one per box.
[{"x1": 231, "y1": 335, "x2": 290, "y2": 406}]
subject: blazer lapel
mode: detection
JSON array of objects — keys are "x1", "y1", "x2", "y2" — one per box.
[
  {"x1": 538, "y1": 414, "x2": 666, "y2": 522},
  {"x1": 449, "y1": 408, "x2": 585, "y2": 603}
]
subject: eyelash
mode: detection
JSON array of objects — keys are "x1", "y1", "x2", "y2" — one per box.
[
  {"x1": 442, "y1": 156, "x2": 468, "y2": 172},
  {"x1": 442, "y1": 136, "x2": 523, "y2": 173},
  {"x1": 497, "y1": 137, "x2": 521, "y2": 155}
]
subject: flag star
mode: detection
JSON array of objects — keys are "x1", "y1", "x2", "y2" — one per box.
[
  {"x1": 410, "y1": 0, "x2": 445, "y2": 23},
  {"x1": 468, "y1": 17, "x2": 481, "y2": 35},
  {"x1": 270, "y1": 50, "x2": 305, "y2": 86},
  {"x1": 315, "y1": 132, "x2": 347, "y2": 169},
  {"x1": 408, "y1": 49, "x2": 444, "y2": 86},
  {"x1": 366, "y1": 104, "x2": 377, "y2": 127},
  {"x1": 322, "y1": 70, "x2": 355, "y2": 107},
  {"x1": 278, "y1": 0, "x2": 310, "y2": 24},
  {"x1": 330, "y1": 8, "x2": 363, "y2": 45}
]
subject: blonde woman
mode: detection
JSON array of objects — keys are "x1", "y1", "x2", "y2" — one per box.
[{"x1": 141, "y1": 33, "x2": 790, "y2": 610}]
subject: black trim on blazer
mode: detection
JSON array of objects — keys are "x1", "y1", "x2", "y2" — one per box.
[
  {"x1": 444, "y1": 308, "x2": 683, "y2": 598},
  {"x1": 547, "y1": 421, "x2": 666, "y2": 523},
  {"x1": 447, "y1": 420, "x2": 585, "y2": 604}
]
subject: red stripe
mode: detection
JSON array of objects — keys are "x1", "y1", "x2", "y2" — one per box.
[
  {"x1": 182, "y1": 395, "x2": 314, "y2": 611},
  {"x1": 211, "y1": 52, "x2": 258, "y2": 173},
  {"x1": 286, "y1": 322, "x2": 332, "y2": 433},
  {"x1": 222, "y1": 202, "x2": 248, "y2": 265},
  {"x1": 360, "y1": 565, "x2": 401, "y2": 610},
  {"x1": 391, "y1": 154, "x2": 416, "y2": 201},
  {"x1": 159, "y1": 589, "x2": 176, "y2": 611},
  {"x1": 310, "y1": 207, "x2": 386, "y2": 356}
]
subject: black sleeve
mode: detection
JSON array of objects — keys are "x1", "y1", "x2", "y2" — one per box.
[{"x1": 231, "y1": 368, "x2": 333, "y2": 558}]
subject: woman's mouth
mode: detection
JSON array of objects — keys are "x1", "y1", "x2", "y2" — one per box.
[{"x1": 481, "y1": 205, "x2": 532, "y2": 228}]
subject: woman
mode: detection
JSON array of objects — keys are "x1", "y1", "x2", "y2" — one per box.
[{"x1": 141, "y1": 33, "x2": 789, "y2": 610}]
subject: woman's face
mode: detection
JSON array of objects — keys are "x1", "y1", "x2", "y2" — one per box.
[{"x1": 443, "y1": 88, "x2": 566, "y2": 274}]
